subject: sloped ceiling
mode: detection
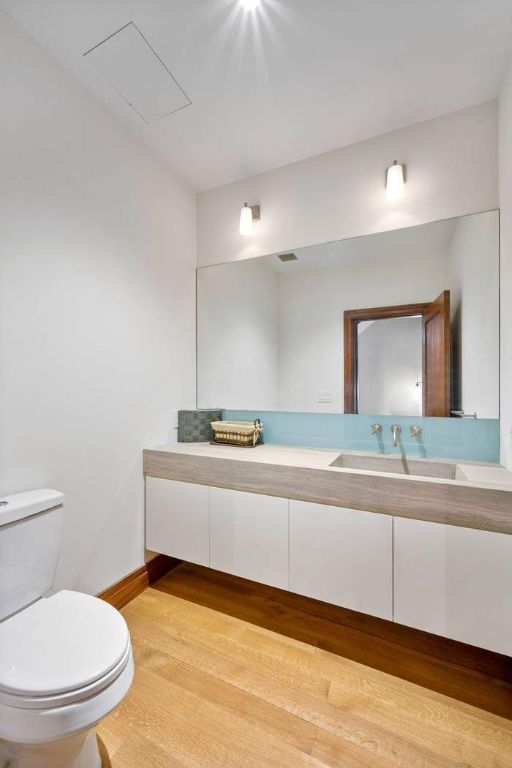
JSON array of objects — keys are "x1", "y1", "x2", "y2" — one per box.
[{"x1": 3, "y1": 0, "x2": 512, "y2": 190}]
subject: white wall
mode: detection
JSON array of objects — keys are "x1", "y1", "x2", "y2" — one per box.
[
  {"x1": 198, "y1": 102, "x2": 498, "y2": 268},
  {"x1": 0, "y1": 12, "x2": 196, "y2": 595},
  {"x1": 500, "y1": 60, "x2": 512, "y2": 468},
  {"x1": 448, "y1": 211, "x2": 499, "y2": 419},
  {"x1": 197, "y1": 259, "x2": 278, "y2": 409}
]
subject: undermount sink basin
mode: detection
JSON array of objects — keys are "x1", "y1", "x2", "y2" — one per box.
[{"x1": 329, "y1": 452, "x2": 456, "y2": 480}]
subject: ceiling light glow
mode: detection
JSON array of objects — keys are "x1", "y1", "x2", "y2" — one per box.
[{"x1": 240, "y1": 0, "x2": 261, "y2": 9}]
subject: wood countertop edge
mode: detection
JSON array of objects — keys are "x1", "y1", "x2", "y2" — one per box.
[{"x1": 143, "y1": 449, "x2": 512, "y2": 536}]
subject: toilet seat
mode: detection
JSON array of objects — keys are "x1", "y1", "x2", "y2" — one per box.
[
  {"x1": 0, "y1": 641, "x2": 132, "y2": 710},
  {"x1": 0, "y1": 652, "x2": 134, "y2": 746},
  {"x1": 0, "y1": 590, "x2": 130, "y2": 704}
]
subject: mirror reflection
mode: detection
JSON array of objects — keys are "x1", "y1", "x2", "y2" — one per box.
[{"x1": 197, "y1": 211, "x2": 499, "y2": 418}]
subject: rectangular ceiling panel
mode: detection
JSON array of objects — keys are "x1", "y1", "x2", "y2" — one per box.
[{"x1": 84, "y1": 22, "x2": 191, "y2": 124}]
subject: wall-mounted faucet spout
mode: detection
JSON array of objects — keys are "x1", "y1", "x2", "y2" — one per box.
[{"x1": 391, "y1": 424, "x2": 401, "y2": 448}]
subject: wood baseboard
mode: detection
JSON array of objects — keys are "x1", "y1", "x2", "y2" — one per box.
[{"x1": 98, "y1": 555, "x2": 181, "y2": 609}]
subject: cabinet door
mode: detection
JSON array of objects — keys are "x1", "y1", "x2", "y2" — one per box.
[
  {"x1": 394, "y1": 517, "x2": 512, "y2": 655},
  {"x1": 210, "y1": 488, "x2": 289, "y2": 589},
  {"x1": 145, "y1": 478, "x2": 209, "y2": 566},
  {"x1": 289, "y1": 501, "x2": 392, "y2": 620}
]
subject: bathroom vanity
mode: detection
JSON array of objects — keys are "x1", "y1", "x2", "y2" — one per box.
[
  {"x1": 144, "y1": 442, "x2": 512, "y2": 656},
  {"x1": 145, "y1": 207, "x2": 511, "y2": 657}
]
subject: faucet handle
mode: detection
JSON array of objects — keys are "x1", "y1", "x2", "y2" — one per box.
[
  {"x1": 410, "y1": 425, "x2": 422, "y2": 437},
  {"x1": 370, "y1": 423, "x2": 382, "y2": 434}
]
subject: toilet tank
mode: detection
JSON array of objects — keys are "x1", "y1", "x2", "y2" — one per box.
[{"x1": 0, "y1": 489, "x2": 64, "y2": 621}]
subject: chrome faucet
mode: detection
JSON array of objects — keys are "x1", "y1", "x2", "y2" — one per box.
[
  {"x1": 391, "y1": 424, "x2": 401, "y2": 447},
  {"x1": 410, "y1": 425, "x2": 422, "y2": 438},
  {"x1": 370, "y1": 423, "x2": 382, "y2": 435}
]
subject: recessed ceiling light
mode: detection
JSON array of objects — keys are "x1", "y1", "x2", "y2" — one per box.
[{"x1": 240, "y1": 0, "x2": 260, "y2": 10}]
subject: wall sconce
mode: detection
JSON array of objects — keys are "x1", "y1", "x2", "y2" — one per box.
[
  {"x1": 385, "y1": 161, "x2": 406, "y2": 203},
  {"x1": 239, "y1": 203, "x2": 261, "y2": 236}
]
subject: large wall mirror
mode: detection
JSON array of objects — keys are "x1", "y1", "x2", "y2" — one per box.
[{"x1": 197, "y1": 210, "x2": 499, "y2": 418}]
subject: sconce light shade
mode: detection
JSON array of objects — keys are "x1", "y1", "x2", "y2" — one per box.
[
  {"x1": 386, "y1": 161, "x2": 406, "y2": 203},
  {"x1": 240, "y1": 203, "x2": 253, "y2": 236},
  {"x1": 239, "y1": 203, "x2": 260, "y2": 236}
]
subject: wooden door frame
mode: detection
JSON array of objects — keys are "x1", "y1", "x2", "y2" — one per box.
[
  {"x1": 343, "y1": 302, "x2": 430, "y2": 414},
  {"x1": 422, "y1": 290, "x2": 451, "y2": 417}
]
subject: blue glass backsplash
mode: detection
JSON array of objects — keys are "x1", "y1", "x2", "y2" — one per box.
[{"x1": 223, "y1": 411, "x2": 500, "y2": 463}]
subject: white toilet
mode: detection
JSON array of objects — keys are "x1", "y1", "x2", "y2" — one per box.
[{"x1": 0, "y1": 489, "x2": 134, "y2": 768}]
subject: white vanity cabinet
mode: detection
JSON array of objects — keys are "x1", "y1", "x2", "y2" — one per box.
[
  {"x1": 394, "y1": 517, "x2": 512, "y2": 655},
  {"x1": 145, "y1": 473, "x2": 511, "y2": 655},
  {"x1": 289, "y1": 501, "x2": 393, "y2": 620},
  {"x1": 210, "y1": 488, "x2": 289, "y2": 589},
  {"x1": 145, "y1": 478, "x2": 210, "y2": 566}
]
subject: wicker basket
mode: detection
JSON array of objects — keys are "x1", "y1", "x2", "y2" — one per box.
[{"x1": 211, "y1": 419, "x2": 263, "y2": 447}]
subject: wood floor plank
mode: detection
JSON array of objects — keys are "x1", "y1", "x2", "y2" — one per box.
[
  {"x1": 326, "y1": 663, "x2": 512, "y2": 747},
  {"x1": 134, "y1": 641, "x2": 319, "y2": 755},
  {"x1": 153, "y1": 563, "x2": 512, "y2": 718},
  {"x1": 327, "y1": 678, "x2": 510, "y2": 767},
  {"x1": 112, "y1": 665, "x2": 330, "y2": 768},
  {"x1": 97, "y1": 707, "x2": 135, "y2": 760},
  {"x1": 143, "y1": 668, "x2": 460, "y2": 768},
  {"x1": 110, "y1": 732, "x2": 197, "y2": 768},
  {"x1": 126, "y1": 646, "x2": 452, "y2": 768},
  {"x1": 123, "y1": 593, "x2": 332, "y2": 699},
  {"x1": 98, "y1": 568, "x2": 512, "y2": 768},
  {"x1": 125, "y1": 587, "x2": 512, "y2": 736},
  {"x1": 121, "y1": 595, "x2": 480, "y2": 767}
]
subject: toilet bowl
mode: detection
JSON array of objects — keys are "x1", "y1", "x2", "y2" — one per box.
[
  {"x1": 0, "y1": 490, "x2": 134, "y2": 768},
  {"x1": 0, "y1": 590, "x2": 133, "y2": 768}
]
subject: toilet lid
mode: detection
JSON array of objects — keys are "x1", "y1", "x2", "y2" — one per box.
[{"x1": 0, "y1": 590, "x2": 130, "y2": 697}]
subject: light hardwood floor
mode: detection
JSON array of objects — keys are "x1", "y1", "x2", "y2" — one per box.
[{"x1": 98, "y1": 567, "x2": 512, "y2": 767}]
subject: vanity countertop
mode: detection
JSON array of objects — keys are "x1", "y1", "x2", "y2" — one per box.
[
  {"x1": 146, "y1": 442, "x2": 343, "y2": 468},
  {"x1": 143, "y1": 442, "x2": 512, "y2": 535}
]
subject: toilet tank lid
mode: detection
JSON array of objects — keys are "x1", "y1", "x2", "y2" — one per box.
[{"x1": 0, "y1": 489, "x2": 64, "y2": 527}]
